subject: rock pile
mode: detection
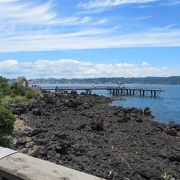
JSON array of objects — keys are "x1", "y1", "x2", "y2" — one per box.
[{"x1": 13, "y1": 93, "x2": 180, "y2": 180}]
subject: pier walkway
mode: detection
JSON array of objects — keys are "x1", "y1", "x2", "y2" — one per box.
[{"x1": 33, "y1": 85, "x2": 164, "y2": 98}]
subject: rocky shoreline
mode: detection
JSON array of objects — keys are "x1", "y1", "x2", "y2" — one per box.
[{"x1": 12, "y1": 92, "x2": 180, "y2": 180}]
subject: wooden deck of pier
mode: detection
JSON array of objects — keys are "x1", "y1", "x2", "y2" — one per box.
[{"x1": 36, "y1": 85, "x2": 164, "y2": 98}]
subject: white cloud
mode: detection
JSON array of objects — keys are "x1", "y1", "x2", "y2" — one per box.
[
  {"x1": 0, "y1": 0, "x2": 179, "y2": 52},
  {"x1": 0, "y1": 0, "x2": 18, "y2": 2},
  {"x1": 161, "y1": 0, "x2": 180, "y2": 6},
  {"x1": 79, "y1": 0, "x2": 157, "y2": 9},
  {"x1": 0, "y1": 1, "x2": 56, "y2": 25},
  {"x1": 0, "y1": 59, "x2": 178, "y2": 79},
  {"x1": 0, "y1": 27, "x2": 179, "y2": 52},
  {"x1": 0, "y1": 0, "x2": 93, "y2": 26}
]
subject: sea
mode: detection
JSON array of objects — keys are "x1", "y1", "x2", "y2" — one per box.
[{"x1": 33, "y1": 83, "x2": 180, "y2": 124}]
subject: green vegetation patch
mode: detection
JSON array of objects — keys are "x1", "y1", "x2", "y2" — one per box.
[
  {"x1": 0, "y1": 76, "x2": 40, "y2": 147},
  {"x1": 0, "y1": 76, "x2": 39, "y2": 104},
  {"x1": 0, "y1": 105, "x2": 15, "y2": 147}
]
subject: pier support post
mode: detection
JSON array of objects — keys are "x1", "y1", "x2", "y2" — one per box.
[
  {"x1": 116, "y1": 89, "x2": 118, "y2": 95},
  {"x1": 112, "y1": 89, "x2": 115, "y2": 96},
  {"x1": 154, "y1": 91, "x2": 156, "y2": 98},
  {"x1": 86, "y1": 90, "x2": 92, "y2": 94},
  {"x1": 151, "y1": 90, "x2": 153, "y2": 97}
]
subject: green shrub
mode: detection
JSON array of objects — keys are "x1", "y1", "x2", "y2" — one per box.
[
  {"x1": 0, "y1": 106, "x2": 15, "y2": 135},
  {"x1": 0, "y1": 135, "x2": 12, "y2": 147},
  {"x1": 0, "y1": 76, "x2": 8, "y2": 90},
  {"x1": 0, "y1": 105, "x2": 15, "y2": 147},
  {"x1": 25, "y1": 88, "x2": 39, "y2": 99},
  {"x1": 10, "y1": 82, "x2": 26, "y2": 96},
  {"x1": 0, "y1": 76, "x2": 40, "y2": 147},
  {"x1": 2, "y1": 95, "x2": 27, "y2": 103},
  {"x1": 0, "y1": 79, "x2": 40, "y2": 104},
  {"x1": 0, "y1": 76, "x2": 11, "y2": 97}
]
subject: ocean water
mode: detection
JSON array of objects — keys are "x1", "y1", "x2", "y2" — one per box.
[
  {"x1": 111, "y1": 84, "x2": 180, "y2": 124},
  {"x1": 33, "y1": 83, "x2": 180, "y2": 124}
]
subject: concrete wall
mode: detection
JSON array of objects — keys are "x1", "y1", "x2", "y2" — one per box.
[{"x1": 0, "y1": 148, "x2": 105, "y2": 180}]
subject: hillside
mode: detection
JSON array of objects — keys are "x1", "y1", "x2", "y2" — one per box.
[{"x1": 28, "y1": 76, "x2": 180, "y2": 85}]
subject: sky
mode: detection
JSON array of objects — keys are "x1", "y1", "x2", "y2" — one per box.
[{"x1": 0, "y1": 0, "x2": 180, "y2": 78}]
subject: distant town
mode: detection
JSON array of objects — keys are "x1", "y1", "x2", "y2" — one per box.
[{"x1": 26, "y1": 76, "x2": 180, "y2": 85}]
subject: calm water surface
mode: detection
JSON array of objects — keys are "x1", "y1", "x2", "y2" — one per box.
[
  {"x1": 111, "y1": 84, "x2": 180, "y2": 124},
  {"x1": 34, "y1": 83, "x2": 180, "y2": 124}
]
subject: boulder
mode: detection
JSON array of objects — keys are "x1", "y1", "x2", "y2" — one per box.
[
  {"x1": 30, "y1": 128, "x2": 47, "y2": 136},
  {"x1": 71, "y1": 90, "x2": 78, "y2": 95},
  {"x1": 64, "y1": 98, "x2": 81, "y2": 108},
  {"x1": 15, "y1": 137, "x2": 28, "y2": 147},
  {"x1": 164, "y1": 128, "x2": 177, "y2": 136},
  {"x1": 136, "y1": 118, "x2": 143, "y2": 123},
  {"x1": 32, "y1": 108, "x2": 42, "y2": 116},
  {"x1": 10, "y1": 105, "x2": 27, "y2": 115},
  {"x1": 18, "y1": 127, "x2": 33, "y2": 137},
  {"x1": 90, "y1": 121, "x2": 104, "y2": 131},
  {"x1": 25, "y1": 141, "x2": 34, "y2": 148},
  {"x1": 144, "y1": 107, "x2": 151, "y2": 116}
]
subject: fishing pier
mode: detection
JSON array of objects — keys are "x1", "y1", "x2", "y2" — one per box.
[
  {"x1": 108, "y1": 87, "x2": 164, "y2": 97},
  {"x1": 34, "y1": 85, "x2": 164, "y2": 98}
]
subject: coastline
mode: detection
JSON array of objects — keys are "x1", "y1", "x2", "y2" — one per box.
[{"x1": 12, "y1": 92, "x2": 180, "y2": 180}]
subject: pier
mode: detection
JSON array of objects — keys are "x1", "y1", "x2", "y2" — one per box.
[
  {"x1": 108, "y1": 87, "x2": 164, "y2": 97},
  {"x1": 33, "y1": 85, "x2": 164, "y2": 98}
]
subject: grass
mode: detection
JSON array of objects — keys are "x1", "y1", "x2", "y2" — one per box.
[{"x1": 1, "y1": 95, "x2": 27, "y2": 103}]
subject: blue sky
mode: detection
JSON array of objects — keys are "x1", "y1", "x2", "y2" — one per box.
[{"x1": 0, "y1": 0, "x2": 180, "y2": 78}]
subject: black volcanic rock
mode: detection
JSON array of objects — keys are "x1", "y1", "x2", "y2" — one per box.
[
  {"x1": 14, "y1": 93, "x2": 180, "y2": 180},
  {"x1": 144, "y1": 107, "x2": 151, "y2": 116}
]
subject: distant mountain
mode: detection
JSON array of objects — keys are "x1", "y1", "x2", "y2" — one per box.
[{"x1": 28, "y1": 76, "x2": 180, "y2": 85}]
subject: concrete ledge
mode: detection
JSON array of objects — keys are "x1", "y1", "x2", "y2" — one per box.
[{"x1": 0, "y1": 151, "x2": 105, "y2": 180}]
